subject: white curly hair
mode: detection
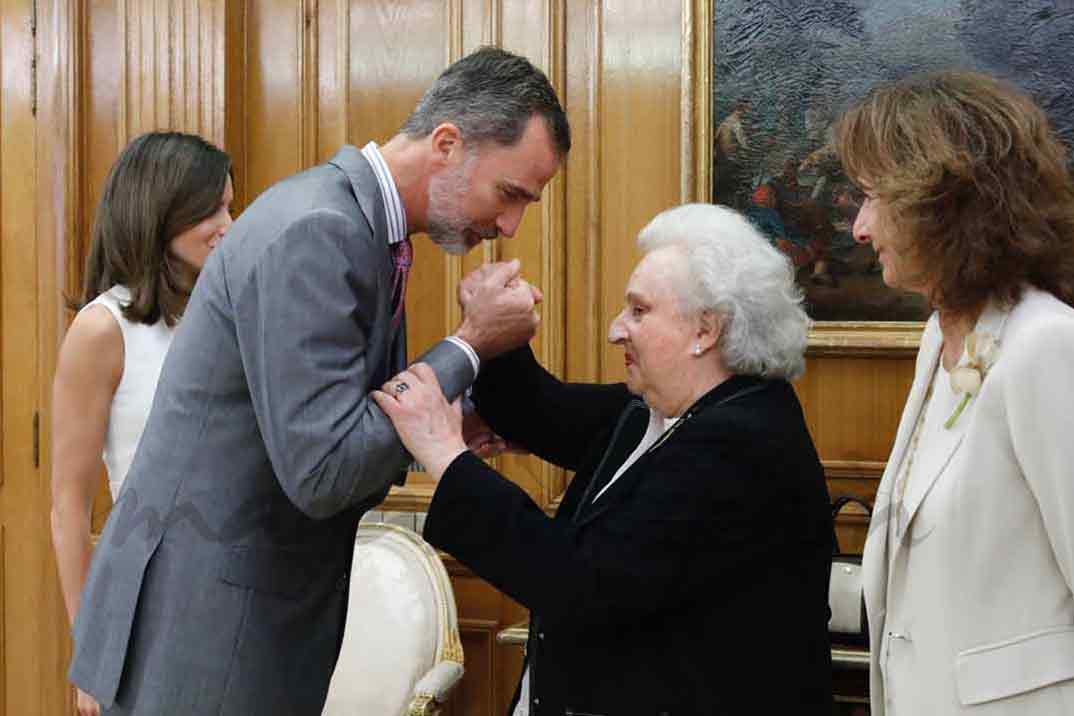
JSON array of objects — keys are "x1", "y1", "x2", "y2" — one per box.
[{"x1": 637, "y1": 203, "x2": 810, "y2": 380}]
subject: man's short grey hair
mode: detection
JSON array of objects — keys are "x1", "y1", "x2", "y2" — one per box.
[
  {"x1": 638, "y1": 203, "x2": 810, "y2": 380},
  {"x1": 401, "y1": 46, "x2": 571, "y2": 156}
]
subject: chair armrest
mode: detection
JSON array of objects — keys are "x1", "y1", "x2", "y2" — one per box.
[{"x1": 408, "y1": 660, "x2": 465, "y2": 716}]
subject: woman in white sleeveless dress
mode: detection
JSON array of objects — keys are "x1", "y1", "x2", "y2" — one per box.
[{"x1": 50, "y1": 132, "x2": 232, "y2": 716}]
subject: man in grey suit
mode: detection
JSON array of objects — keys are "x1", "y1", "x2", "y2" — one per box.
[{"x1": 69, "y1": 47, "x2": 570, "y2": 715}]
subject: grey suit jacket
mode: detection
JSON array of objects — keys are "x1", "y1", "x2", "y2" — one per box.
[{"x1": 69, "y1": 146, "x2": 475, "y2": 714}]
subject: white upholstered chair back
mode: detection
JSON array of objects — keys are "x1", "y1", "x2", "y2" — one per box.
[{"x1": 322, "y1": 523, "x2": 465, "y2": 716}]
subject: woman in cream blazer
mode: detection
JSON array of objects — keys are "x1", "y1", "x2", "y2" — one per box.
[{"x1": 836, "y1": 71, "x2": 1074, "y2": 715}]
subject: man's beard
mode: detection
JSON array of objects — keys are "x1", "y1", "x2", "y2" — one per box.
[{"x1": 426, "y1": 153, "x2": 494, "y2": 255}]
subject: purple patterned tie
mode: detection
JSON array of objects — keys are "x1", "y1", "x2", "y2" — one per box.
[{"x1": 390, "y1": 238, "x2": 413, "y2": 331}]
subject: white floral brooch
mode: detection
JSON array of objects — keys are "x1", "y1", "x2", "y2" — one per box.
[{"x1": 945, "y1": 331, "x2": 999, "y2": 429}]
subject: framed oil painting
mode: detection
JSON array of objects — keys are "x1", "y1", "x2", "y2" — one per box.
[{"x1": 711, "y1": 0, "x2": 1074, "y2": 353}]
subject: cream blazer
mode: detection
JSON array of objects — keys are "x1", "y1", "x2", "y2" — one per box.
[{"x1": 863, "y1": 288, "x2": 1074, "y2": 715}]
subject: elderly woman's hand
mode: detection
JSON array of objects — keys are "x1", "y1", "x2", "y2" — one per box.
[
  {"x1": 76, "y1": 688, "x2": 101, "y2": 716},
  {"x1": 373, "y1": 364, "x2": 469, "y2": 479}
]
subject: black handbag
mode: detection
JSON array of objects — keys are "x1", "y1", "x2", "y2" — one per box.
[{"x1": 828, "y1": 495, "x2": 871, "y2": 646}]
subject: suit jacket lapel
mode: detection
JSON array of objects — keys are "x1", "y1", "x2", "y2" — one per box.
[
  {"x1": 329, "y1": 145, "x2": 390, "y2": 248},
  {"x1": 575, "y1": 447, "x2": 651, "y2": 528},
  {"x1": 863, "y1": 315, "x2": 941, "y2": 626},
  {"x1": 573, "y1": 402, "x2": 649, "y2": 526},
  {"x1": 328, "y1": 145, "x2": 399, "y2": 385},
  {"x1": 895, "y1": 401, "x2": 965, "y2": 542}
]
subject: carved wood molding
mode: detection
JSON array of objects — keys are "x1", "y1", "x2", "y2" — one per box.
[
  {"x1": 537, "y1": 0, "x2": 568, "y2": 509},
  {"x1": 298, "y1": 0, "x2": 317, "y2": 169},
  {"x1": 456, "y1": 617, "x2": 498, "y2": 710},
  {"x1": 381, "y1": 480, "x2": 437, "y2": 513},
  {"x1": 585, "y1": 0, "x2": 604, "y2": 382},
  {"x1": 443, "y1": 0, "x2": 465, "y2": 370},
  {"x1": 823, "y1": 459, "x2": 886, "y2": 481},
  {"x1": 224, "y1": 0, "x2": 247, "y2": 208},
  {"x1": 64, "y1": 0, "x2": 88, "y2": 305},
  {"x1": 0, "y1": 526, "x2": 4, "y2": 680},
  {"x1": 314, "y1": 0, "x2": 347, "y2": 163},
  {"x1": 117, "y1": 0, "x2": 226, "y2": 147},
  {"x1": 458, "y1": 617, "x2": 499, "y2": 632}
]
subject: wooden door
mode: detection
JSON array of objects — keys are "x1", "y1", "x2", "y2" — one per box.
[{"x1": 1, "y1": 0, "x2": 75, "y2": 712}]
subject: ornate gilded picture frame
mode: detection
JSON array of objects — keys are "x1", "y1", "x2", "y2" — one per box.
[{"x1": 709, "y1": 0, "x2": 1074, "y2": 356}]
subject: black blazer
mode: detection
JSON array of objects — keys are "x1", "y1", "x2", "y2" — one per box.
[{"x1": 424, "y1": 347, "x2": 834, "y2": 716}]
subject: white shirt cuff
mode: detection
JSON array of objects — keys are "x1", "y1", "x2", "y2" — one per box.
[{"x1": 445, "y1": 335, "x2": 481, "y2": 380}]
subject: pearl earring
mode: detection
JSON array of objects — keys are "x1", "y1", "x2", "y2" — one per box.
[{"x1": 694, "y1": 343, "x2": 702, "y2": 356}]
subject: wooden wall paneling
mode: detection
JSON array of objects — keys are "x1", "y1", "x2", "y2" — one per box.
[
  {"x1": 598, "y1": 0, "x2": 683, "y2": 384},
  {"x1": 796, "y1": 356, "x2": 915, "y2": 550},
  {"x1": 315, "y1": 0, "x2": 347, "y2": 164},
  {"x1": 83, "y1": 0, "x2": 120, "y2": 535},
  {"x1": 2, "y1": 1, "x2": 39, "y2": 710},
  {"x1": 339, "y1": 0, "x2": 454, "y2": 370},
  {"x1": 0, "y1": 526, "x2": 4, "y2": 711},
  {"x1": 346, "y1": 0, "x2": 451, "y2": 162},
  {"x1": 224, "y1": 0, "x2": 248, "y2": 209},
  {"x1": 2, "y1": 1, "x2": 52, "y2": 711},
  {"x1": 451, "y1": 0, "x2": 490, "y2": 325},
  {"x1": 563, "y1": 0, "x2": 601, "y2": 384},
  {"x1": 74, "y1": 0, "x2": 116, "y2": 532},
  {"x1": 536, "y1": 0, "x2": 570, "y2": 506},
  {"x1": 173, "y1": 0, "x2": 226, "y2": 143},
  {"x1": 36, "y1": 0, "x2": 84, "y2": 710},
  {"x1": 796, "y1": 357, "x2": 913, "y2": 465},
  {"x1": 334, "y1": 0, "x2": 454, "y2": 510},
  {"x1": 117, "y1": 0, "x2": 226, "y2": 147},
  {"x1": 454, "y1": 619, "x2": 496, "y2": 716},
  {"x1": 438, "y1": 0, "x2": 467, "y2": 371},
  {"x1": 82, "y1": 0, "x2": 117, "y2": 285},
  {"x1": 496, "y1": 0, "x2": 567, "y2": 508},
  {"x1": 445, "y1": 557, "x2": 527, "y2": 716},
  {"x1": 244, "y1": 0, "x2": 306, "y2": 200},
  {"x1": 299, "y1": 0, "x2": 317, "y2": 172},
  {"x1": 461, "y1": 0, "x2": 492, "y2": 50},
  {"x1": 445, "y1": 0, "x2": 514, "y2": 501},
  {"x1": 84, "y1": 0, "x2": 120, "y2": 286}
]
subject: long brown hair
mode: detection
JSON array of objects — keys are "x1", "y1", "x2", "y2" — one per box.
[
  {"x1": 77, "y1": 131, "x2": 231, "y2": 326},
  {"x1": 835, "y1": 71, "x2": 1074, "y2": 315}
]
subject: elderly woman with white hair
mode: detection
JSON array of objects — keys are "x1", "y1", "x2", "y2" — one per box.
[{"x1": 375, "y1": 203, "x2": 834, "y2": 716}]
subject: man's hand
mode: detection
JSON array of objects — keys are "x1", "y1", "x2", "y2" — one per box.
[{"x1": 454, "y1": 259, "x2": 543, "y2": 360}]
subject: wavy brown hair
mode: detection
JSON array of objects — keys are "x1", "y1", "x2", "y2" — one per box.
[
  {"x1": 77, "y1": 131, "x2": 231, "y2": 326},
  {"x1": 835, "y1": 71, "x2": 1074, "y2": 316}
]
